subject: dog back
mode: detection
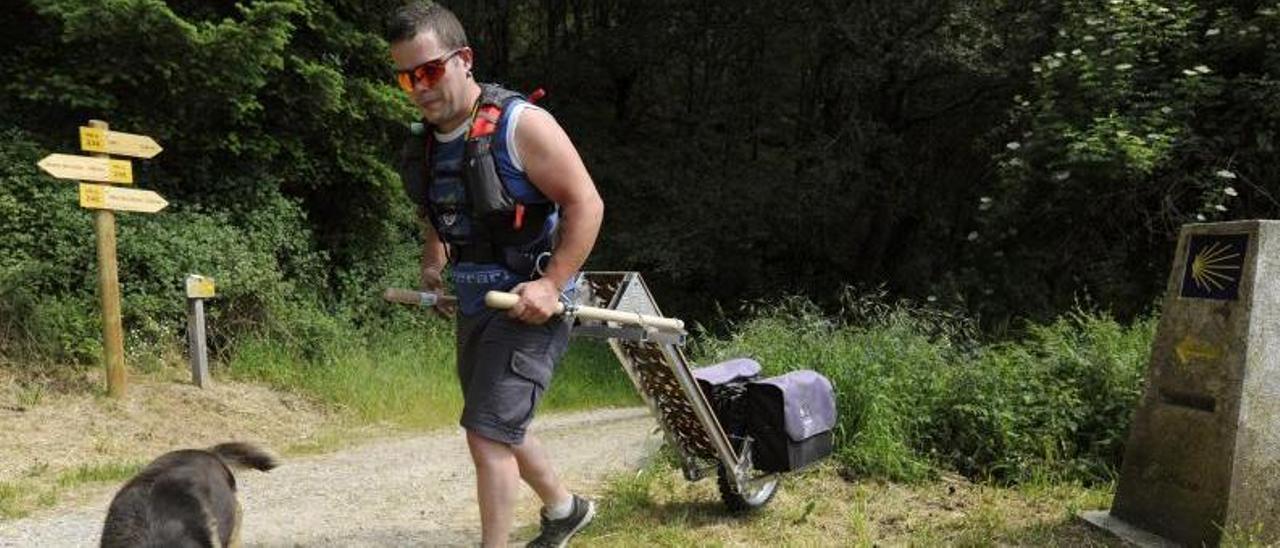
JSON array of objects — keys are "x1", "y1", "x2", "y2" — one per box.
[{"x1": 101, "y1": 444, "x2": 277, "y2": 548}]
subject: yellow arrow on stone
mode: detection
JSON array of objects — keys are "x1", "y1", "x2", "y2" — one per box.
[
  {"x1": 79, "y1": 126, "x2": 163, "y2": 159},
  {"x1": 1175, "y1": 335, "x2": 1221, "y2": 365},
  {"x1": 78, "y1": 183, "x2": 168, "y2": 213}
]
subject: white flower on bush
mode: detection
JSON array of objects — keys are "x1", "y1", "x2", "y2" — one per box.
[
  {"x1": 1196, "y1": 214, "x2": 1207, "y2": 221},
  {"x1": 1224, "y1": 187, "x2": 1238, "y2": 197},
  {"x1": 1194, "y1": 65, "x2": 1212, "y2": 74},
  {"x1": 1115, "y1": 63, "x2": 1133, "y2": 71},
  {"x1": 1183, "y1": 69, "x2": 1199, "y2": 77},
  {"x1": 1006, "y1": 141, "x2": 1021, "y2": 150},
  {"x1": 1072, "y1": 49, "x2": 1083, "y2": 56},
  {"x1": 1206, "y1": 28, "x2": 1221, "y2": 36},
  {"x1": 1053, "y1": 170, "x2": 1072, "y2": 181},
  {"x1": 967, "y1": 231, "x2": 979, "y2": 242},
  {"x1": 1160, "y1": 106, "x2": 1173, "y2": 114},
  {"x1": 1215, "y1": 169, "x2": 1238, "y2": 179},
  {"x1": 1215, "y1": 204, "x2": 1228, "y2": 212}
]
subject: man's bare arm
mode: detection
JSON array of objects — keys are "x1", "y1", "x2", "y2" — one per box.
[
  {"x1": 418, "y1": 215, "x2": 455, "y2": 316},
  {"x1": 508, "y1": 108, "x2": 604, "y2": 322}
]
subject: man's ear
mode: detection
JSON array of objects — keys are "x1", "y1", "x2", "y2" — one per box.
[{"x1": 458, "y1": 46, "x2": 474, "y2": 73}]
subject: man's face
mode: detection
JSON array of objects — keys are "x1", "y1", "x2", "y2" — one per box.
[{"x1": 390, "y1": 31, "x2": 472, "y2": 128}]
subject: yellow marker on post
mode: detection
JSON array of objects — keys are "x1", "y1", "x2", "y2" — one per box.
[{"x1": 186, "y1": 275, "x2": 216, "y2": 299}]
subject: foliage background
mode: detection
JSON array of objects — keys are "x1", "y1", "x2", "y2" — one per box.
[{"x1": 5, "y1": 0, "x2": 1280, "y2": 342}]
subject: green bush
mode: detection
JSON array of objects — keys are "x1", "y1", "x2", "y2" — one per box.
[{"x1": 698, "y1": 293, "x2": 1155, "y2": 485}]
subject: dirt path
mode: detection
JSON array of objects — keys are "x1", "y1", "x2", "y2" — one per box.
[{"x1": 0, "y1": 407, "x2": 660, "y2": 547}]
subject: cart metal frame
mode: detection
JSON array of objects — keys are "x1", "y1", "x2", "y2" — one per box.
[{"x1": 570, "y1": 272, "x2": 778, "y2": 500}]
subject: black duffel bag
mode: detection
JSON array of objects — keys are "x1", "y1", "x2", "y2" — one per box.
[
  {"x1": 746, "y1": 370, "x2": 837, "y2": 473},
  {"x1": 691, "y1": 358, "x2": 762, "y2": 443}
]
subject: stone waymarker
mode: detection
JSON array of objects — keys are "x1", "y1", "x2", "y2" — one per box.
[{"x1": 1083, "y1": 220, "x2": 1280, "y2": 546}]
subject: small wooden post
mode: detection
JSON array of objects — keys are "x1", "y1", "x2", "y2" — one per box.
[
  {"x1": 187, "y1": 299, "x2": 209, "y2": 388},
  {"x1": 90, "y1": 119, "x2": 126, "y2": 398},
  {"x1": 185, "y1": 274, "x2": 215, "y2": 388}
]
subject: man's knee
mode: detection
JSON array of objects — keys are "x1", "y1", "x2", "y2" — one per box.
[{"x1": 467, "y1": 429, "x2": 515, "y2": 465}]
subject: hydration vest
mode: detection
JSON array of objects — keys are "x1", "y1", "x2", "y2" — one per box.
[{"x1": 397, "y1": 83, "x2": 557, "y2": 276}]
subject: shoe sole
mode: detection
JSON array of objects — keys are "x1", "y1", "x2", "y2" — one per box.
[{"x1": 555, "y1": 499, "x2": 595, "y2": 548}]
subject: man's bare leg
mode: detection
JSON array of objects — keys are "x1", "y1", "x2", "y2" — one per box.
[
  {"x1": 512, "y1": 433, "x2": 572, "y2": 508},
  {"x1": 467, "y1": 431, "x2": 521, "y2": 548}
]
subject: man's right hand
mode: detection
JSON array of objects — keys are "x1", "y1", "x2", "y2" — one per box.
[{"x1": 420, "y1": 266, "x2": 457, "y2": 318}]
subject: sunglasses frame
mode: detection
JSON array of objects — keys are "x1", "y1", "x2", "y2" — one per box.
[{"x1": 395, "y1": 48, "x2": 464, "y2": 92}]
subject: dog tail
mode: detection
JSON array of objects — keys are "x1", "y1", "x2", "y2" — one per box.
[{"x1": 208, "y1": 442, "x2": 279, "y2": 472}]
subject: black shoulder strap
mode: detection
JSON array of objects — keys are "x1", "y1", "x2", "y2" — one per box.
[{"x1": 476, "y1": 83, "x2": 526, "y2": 113}]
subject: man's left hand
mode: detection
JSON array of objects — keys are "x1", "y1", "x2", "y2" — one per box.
[{"x1": 508, "y1": 278, "x2": 561, "y2": 324}]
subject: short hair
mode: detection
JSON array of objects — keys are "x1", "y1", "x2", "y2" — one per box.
[{"x1": 385, "y1": 2, "x2": 468, "y2": 48}]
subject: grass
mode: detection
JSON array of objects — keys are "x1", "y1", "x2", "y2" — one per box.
[
  {"x1": 574, "y1": 454, "x2": 1121, "y2": 547},
  {"x1": 227, "y1": 318, "x2": 638, "y2": 430},
  {"x1": 695, "y1": 300, "x2": 1155, "y2": 486},
  {"x1": 54, "y1": 462, "x2": 144, "y2": 489},
  {"x1": 0, "y1": 461, "x2": 143, "y2": 520}
]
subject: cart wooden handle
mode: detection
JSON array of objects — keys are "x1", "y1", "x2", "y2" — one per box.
[{"x1": 484, "y1": 290, "x2": 685, "y2": 332}]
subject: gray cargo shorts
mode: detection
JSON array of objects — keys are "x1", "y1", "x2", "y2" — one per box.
[{"x1": 456, "y1": 309, "x2": 571, "y2": 445}]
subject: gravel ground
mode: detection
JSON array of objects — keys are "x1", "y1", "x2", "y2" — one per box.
[{"x1": 0, "y1": 407, "x2": 659, "y2": 547}]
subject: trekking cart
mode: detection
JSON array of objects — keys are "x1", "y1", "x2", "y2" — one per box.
[{"x1": 389, "y1": 271, "x2": 836, "y2": 512}]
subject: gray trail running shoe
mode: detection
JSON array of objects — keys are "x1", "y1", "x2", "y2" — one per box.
[{"x1": 526, "y1": 494, "x2": 596, "y2": 548}]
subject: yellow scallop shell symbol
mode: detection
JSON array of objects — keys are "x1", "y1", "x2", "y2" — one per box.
[{"x1": 1190, "y1": 241, "x2": 1241, "y2": 291}]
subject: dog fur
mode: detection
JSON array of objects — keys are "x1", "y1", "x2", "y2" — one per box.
[{"x1": 100, "y1": 442, "x2": 278, "y2": 548}]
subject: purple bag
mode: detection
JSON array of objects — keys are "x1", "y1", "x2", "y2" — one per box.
[
  {"x1": 692, "y1": 358, "x2": 761, "y2": 387},
  {"x1": 746, "y1": 370, "x2": 837, "y2": 472}
]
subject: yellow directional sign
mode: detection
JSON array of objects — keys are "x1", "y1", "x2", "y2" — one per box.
[
  {"x1": 79, "y1": 127, "x2": 163, "y2": 159},
  {"x1": 1175, "y1": 335, "x2": 1221, "y2": 365},
  {"x1": 79, "y1": 183, "x2": 168, "y2": 213},
  {"x1": 38, "y1": 154, "x2": 133, "y2": 184}
]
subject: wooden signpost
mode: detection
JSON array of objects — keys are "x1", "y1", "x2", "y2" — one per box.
[{"x1": 36, "y1": 120, "x2": 168, "y2": 398}]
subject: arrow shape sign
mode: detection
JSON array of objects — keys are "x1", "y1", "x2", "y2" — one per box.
[
  {"x1": 38, "y1": 154, "x2": 133, "y2": 184},
  {"x1": 79, "y1": 183, "x2": 167, "y2": 213},
  {"x1": 79, "y1": 127, "x2": 163, "y2": 159},
  {"x1": 1175, "y1": 335, "x2": 1221, "y2": 365}
]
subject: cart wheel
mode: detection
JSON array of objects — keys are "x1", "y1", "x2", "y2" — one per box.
[{"x1": 717, "y1": 465, "x2": 779, "y2": 512}]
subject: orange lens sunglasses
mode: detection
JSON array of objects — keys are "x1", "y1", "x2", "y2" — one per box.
[{"x1": 395, "y1": 49, "x2": 462, "y2": 92}]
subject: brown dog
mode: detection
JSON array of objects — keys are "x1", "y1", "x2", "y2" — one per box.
[{"x1": 100, "y1": 442, "x2": 278, "y2": 548}]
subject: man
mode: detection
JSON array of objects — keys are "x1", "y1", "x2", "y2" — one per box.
[{"x1": 386, "y1": 3, "x2": 604, "y2": 547}]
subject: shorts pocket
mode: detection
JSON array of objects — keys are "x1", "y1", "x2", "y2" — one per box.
[{"x1": 510, "y1": 349, "x2": 552, "y2": 390}]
